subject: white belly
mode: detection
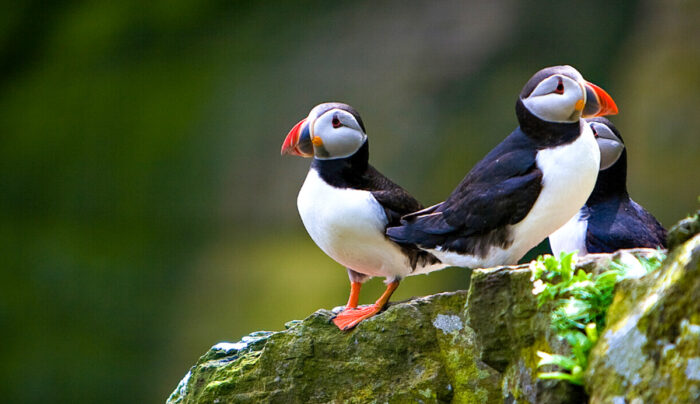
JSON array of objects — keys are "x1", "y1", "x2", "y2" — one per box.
[
  {"x1": 431, "y1": 127, "x2": 599, "y2": 268},
  {"x1": 428, "y1": 246, "x2": 516, "y2": 269},
  {"x1": 297, "y1": 169, "x2": 418, "y2": 279},
  {"x1": 549, "y1": 209, "x2": 589, "y2": 257}
]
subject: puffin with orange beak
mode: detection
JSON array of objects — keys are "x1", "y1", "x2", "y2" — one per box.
[
  {"x1": 387, "y1": 65, "x2": 619, "y2": 268},
  {"x1": 282, "y1": 102, "x2": 445, "y2": 330}
]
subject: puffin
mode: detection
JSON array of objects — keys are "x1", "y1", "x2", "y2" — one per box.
[
  {"x1": 386, "y1": 65, "x2": 618, "y2": 268},
  {"x1": 281, "y1": 102, "x2": 446, "y2": 330},
  {"x1": 548, "y1": 117, "x2": 667, "y2": 256}
]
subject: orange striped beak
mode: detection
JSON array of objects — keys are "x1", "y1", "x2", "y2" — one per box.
[
  {"x1": 281, "y1": 119, "x2": 313, "y2": 157},
  {"x1": 582, "y1": 81, "x2": 618, "y2": 118}
]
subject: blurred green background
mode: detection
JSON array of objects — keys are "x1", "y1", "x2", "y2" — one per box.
[{"x1": 2, "y1": 0, "x2": 698, "y2": 402}]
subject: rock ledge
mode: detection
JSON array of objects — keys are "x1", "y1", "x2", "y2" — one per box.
[{"x1": 168, "y1": 236, "x2": 699, "y2": 403}]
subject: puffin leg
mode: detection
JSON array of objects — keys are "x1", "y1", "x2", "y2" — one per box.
[
  {"x1": 345, "y1": 281, "x2": 361, "y2": 309},
  {"x1": 332, "y1": 280, "x2": 400, "y2": 331},
  {"x1": 341, "y1": 268, "x2": 368, "y2": 310}
]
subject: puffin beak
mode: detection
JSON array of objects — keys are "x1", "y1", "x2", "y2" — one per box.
[
  {"x1": 281, "y1": 119, "x2": 314, "y2": 157},
  {"x1": 582, "y1": 81, "x2": 618, "y2": 118}
]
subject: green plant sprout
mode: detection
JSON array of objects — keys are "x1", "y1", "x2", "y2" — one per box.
[{"x1": 530, "y1": 250, "x2": 666, "y2": 385}]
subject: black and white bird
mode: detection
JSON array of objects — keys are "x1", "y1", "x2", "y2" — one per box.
[
  {"x1": 281, "y1": 102, "x2": 445, "y2": 330},
  {"x1": 387, "y1": 65, "x2": 618, "y2": 268},
  {"x1": 549, "y1": 117, "x2": 667, "y2": 256}
]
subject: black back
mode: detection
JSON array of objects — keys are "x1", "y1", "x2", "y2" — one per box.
[
  {"x1": 386, "y1": 67, "x2": 594, "y2": 258},
  {"x1": 387, "y1": 128, "x2": 544, "y2": 257},
  {"x1": 583, "y1": 118, "x2": 667, "y2": 251},
  {"x1": 584, "y1": 197, "x2": 667, "y2": 252}
]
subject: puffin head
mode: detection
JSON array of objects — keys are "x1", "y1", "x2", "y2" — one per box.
[
  {"x1": 281, "y1": 102, "x2": 367, "y2": 160},
  {"x1": 585, "y1": 117, "x2": 629, "y2": 199},
  {"x1": 519, "y1": 65, "x2": 618, "y2": 123},
  {"x1": 587, "y1": 117, "x2": 626, "y2": 170}
]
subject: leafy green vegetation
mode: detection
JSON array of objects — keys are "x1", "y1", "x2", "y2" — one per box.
[{"x1": 530, "y1": 250, "x2": 666, "y2": 385}]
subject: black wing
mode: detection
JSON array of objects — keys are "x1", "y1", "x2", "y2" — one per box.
[
  {"x1": 586, "y1": 198, "x2": 667, "y2": 253},
  {"x1": 363, "y1": 165, "x2": 442, "y2": 269},
  {"x1": 364, "y1": 164, "x2": 424, "y2": 226},
  {"x1": 386, "y1": 129, "x2": 543, "y2": 256},
  {"x1": 401, "y1": 202, "x2": 444, "y2": 221}
]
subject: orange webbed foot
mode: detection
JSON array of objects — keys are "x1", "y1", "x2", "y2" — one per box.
[{"x1": 331, "y1": 304, "x2": 382, "y2": 330}]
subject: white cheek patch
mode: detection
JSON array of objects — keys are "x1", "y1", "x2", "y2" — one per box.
[
  {"x1": 311, "y1": 110, "x2": 368, "y2": 160},
  {"x1": 323, "y1": 127, "x2": 365, "y2": 158},
  {"x1": 523, "y1": 75, "x2": 584, "y2": 123},
  {"x1": 522, "y1": 91, "x2": 580, "y2": 123}
]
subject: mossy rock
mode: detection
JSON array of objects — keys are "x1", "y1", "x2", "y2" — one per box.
[
  {"x1": 168, "y1": 249, "x2": 668, "y2": 403},
  {"x1": 585, "y1": 233, "x2": 700, "y2": 403},
  {"x1": 168, "y1": 291, "x2": 499, "y2": 403},
  {"x1": 667, "y1": 209, "x2": 700, "y2": 250}
]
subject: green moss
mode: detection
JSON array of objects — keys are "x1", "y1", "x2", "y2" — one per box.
[
  {"x1": 531, "y1": 250, "x2": 666, "y2": 386},
  {"x1": 586, "y1": 234, "x2": 700, "y2": 402},
  {"x1": 169, "y1": 292, "x2": 470, "y2": 403},
  {"x1": 435, "y1": 322, "x2": 501, "y2": 403}
]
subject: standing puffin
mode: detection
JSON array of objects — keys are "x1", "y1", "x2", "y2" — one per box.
[
  {"x1": 387, "y1": 65, "x2": 618, "y2": 268},
  {"x1": 549, "y1": 117, "x2": 667, "y2": 256},
  {"x1": 281, "y1": 102, "x2": 446, "y2": 330}
]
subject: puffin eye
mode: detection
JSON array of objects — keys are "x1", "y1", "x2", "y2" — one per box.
[
  {"x1": 554, "y1": 78, "x2": 564, "y2": 94},
  {"x1": 592, "y1": 126, "x2": 599, "y2": 138},
  {"x1": 331, "y1": 116, "x2": 341, "y2": 128}
]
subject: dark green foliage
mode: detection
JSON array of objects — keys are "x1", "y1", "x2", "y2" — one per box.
[{"x1": 531, "y1": 250, "x2": 666, "y2": 385}]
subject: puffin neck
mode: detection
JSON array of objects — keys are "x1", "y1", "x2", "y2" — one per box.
[
  {"x1": 515, "y1": 99, "x2": 582, "y2": 148},
  {"x1": 311, "y1": 140, "x2": 369, "y2": 188},
  {"x1": 586, "y1": 149, "x2": 629, "y2": 205}
]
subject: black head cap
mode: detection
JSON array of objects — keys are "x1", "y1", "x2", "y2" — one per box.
[
  {"x1": 587, "y1": 116, "x2": 624, "y2": 143},
  {"x1": 518, "y1": 65, "x2": 583, "y2": 99},
  {"x1": 308, "y1": 102, "x2": 366, "y2": 133}
]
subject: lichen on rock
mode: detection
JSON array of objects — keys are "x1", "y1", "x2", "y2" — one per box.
[{"x1": 169, "y1": 292, "x2": 473, "y2": 403}]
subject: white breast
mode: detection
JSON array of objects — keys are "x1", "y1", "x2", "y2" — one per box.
[
  {"x1": 297, "y1": 169, "x2": 441, "y2": 279},
  {"x1": 508, "y1": 124, "x2": 599, "y2": 259},
  {"x1": 549, "y1": 209, "x2": 589, "y2": 257},
  {"x1": 430, "y1": 126, "x2": 599, "y2": 268}
]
